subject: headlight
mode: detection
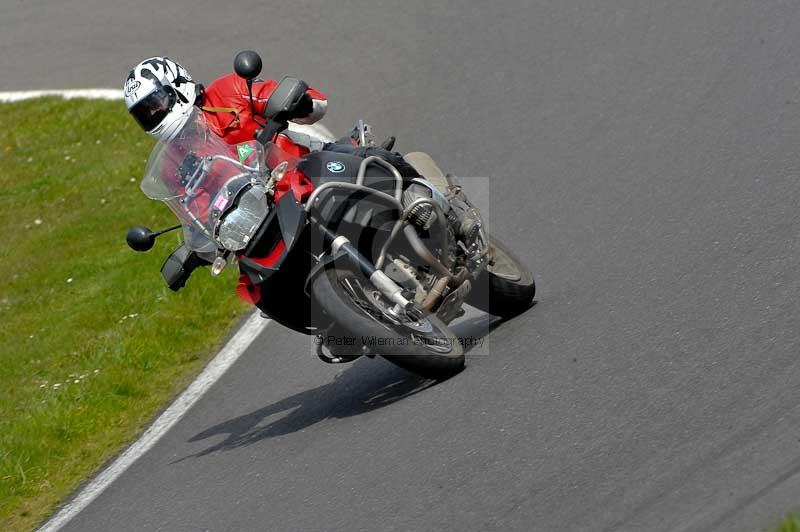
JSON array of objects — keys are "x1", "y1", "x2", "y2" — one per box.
[{"x1": 216, "y1": 185, "x2": 269, "y2": 251}]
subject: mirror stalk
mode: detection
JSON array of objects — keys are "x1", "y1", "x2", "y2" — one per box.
[{"x1": 126, "y1": 224, "x2": 181, "y2": 252}]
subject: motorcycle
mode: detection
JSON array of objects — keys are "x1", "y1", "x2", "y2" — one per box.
[{"x1": 126, "y1": 51, "x2": 535, "y2": 379}]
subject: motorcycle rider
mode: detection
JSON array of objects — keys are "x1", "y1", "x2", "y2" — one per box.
[
  {"x1": 124, "y1": 56, "x2": 477, "y2": 250},
  {"x1": 124, "y1": 56, "x2": 420, "y2": 173}
]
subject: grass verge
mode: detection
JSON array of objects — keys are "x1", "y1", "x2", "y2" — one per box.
[
  {"x1": 778, "y1": 514, "x2": 800, "y2": 532},
  {"x1": 0, "y1": 98, "x2": 248, "y2": 531}
]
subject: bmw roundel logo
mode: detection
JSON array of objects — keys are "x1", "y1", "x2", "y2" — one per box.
[{"x1": 326, "y1": 161, "x2": 345, "y2": 173}]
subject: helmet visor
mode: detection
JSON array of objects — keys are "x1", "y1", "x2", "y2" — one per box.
[{"x1": 129, "y1": 85, "x2": 176, "y2": 132}]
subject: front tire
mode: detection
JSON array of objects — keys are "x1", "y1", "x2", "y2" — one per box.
[{"x1": 310, "y1": 266, "x2": 465, "y2": 379}]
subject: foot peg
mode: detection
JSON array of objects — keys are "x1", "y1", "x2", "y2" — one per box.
[
  {"x1": 436, "y1": 279, "x2": 471, "y2": 324},
  {"x1": 315, "y1": 335, "x2": 362, "y2": 364}
]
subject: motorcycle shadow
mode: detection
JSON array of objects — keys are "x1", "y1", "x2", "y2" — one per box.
[
  {"x1": 177, "y1": 360, "x2": 432, "y2": 461},
  {"x1": 177, "y1": 313, "x2": 501, "y2": 461}
]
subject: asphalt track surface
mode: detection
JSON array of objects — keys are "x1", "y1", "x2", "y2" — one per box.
[{"x1": 5, "y1": 1, "x2": 800, "y2": 531}]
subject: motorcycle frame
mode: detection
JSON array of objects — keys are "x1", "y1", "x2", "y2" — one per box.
[
  {"x1": 236, "y1": 153, "x2": 466, "y2": 334},
  {"x1": 305, "y1": 156, "x2": 455, "y2": 277}
]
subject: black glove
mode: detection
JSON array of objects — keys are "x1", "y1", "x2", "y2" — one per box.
[{"x1": 291, "y1": 92, "x2": 314, "y2": 120}]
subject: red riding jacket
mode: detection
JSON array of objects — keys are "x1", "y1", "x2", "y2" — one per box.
[
  {"x1": 200, "y1": 71, "x2": 326, "y2": 205},
  {"x1": 199, "y1": 72, "x2": 328, "y2": 146}
]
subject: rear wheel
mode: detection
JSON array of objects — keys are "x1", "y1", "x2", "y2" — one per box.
[
  {"x1": 467, "y1": 237, "x2": 535, "y2": 318},
  {"x1": 310, "y1": 266, "x2": 465, "y2": 379}
]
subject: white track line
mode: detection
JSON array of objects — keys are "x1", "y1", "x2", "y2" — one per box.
[
  {"x1": 0, "y1": 89, "x2": 336, "y2": 140},
  {"x1": 3, "y1": 87, "x2": 332, "y2": 531},
  {"x1": 0, "y1": 89, "x2": 122, "y2": 102},
  {"x1": 39, "y1": 311, "x2": 270, "y2": 532}
]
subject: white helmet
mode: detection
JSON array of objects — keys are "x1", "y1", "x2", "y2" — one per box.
[{"x1": 124, "y1": 57, "x2": 198, "y2": 141}]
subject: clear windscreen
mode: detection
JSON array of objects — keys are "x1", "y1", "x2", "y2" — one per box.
[{"x1": 140, "y1": 108, "x2": 292, "y2": 252}]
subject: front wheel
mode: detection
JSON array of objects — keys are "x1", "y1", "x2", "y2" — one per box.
[
  {"x1": 466, "y1": 237, "x2": 536, "y2": 319},
  {"x1": 310, "y1": 266, "x2": 465, "y2": 379}
]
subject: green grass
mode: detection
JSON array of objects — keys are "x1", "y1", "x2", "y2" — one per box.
[
  {"x1": 778, "y1": 514, "x2": 800, "y2": 532},
  {"x1": 0, "y1": 98, "x2": 248, "y2": 531}
]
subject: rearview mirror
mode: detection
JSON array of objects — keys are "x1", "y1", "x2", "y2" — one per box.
[
  {"x1": 126, "y1": 224, "x2": 181, "y2": 252},
  {"x1": 126, "y1": 226, "x2": 156, "y2": 252},
  {"x1": 264, "y1": 76, "x2": 309, "y2": 120},
  {"x1": 233, "y1": 50, "x2": 262, "y2": 81}
]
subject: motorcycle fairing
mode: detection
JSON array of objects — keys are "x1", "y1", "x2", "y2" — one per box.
[
  {"x1": 238, "y1": 193, "x2": 307, "y2": 283},
  {"x1": 276, "y1": 192, "x2": 305, "y2": 251}
]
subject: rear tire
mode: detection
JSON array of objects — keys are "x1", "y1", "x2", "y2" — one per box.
[
  {"x1": 467, "y1": 237, "x2": 536, "y2": 319},
  {"x1": 310, "y1": 266, "x2": 465, "y2": 380}
]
